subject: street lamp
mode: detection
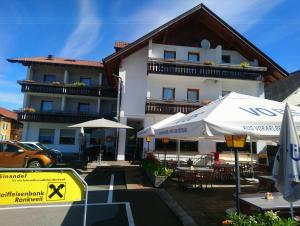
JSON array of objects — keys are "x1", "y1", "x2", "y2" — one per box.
[
  {"x1": 162, "y1": 137, "x2": 170, "y2": 167},
  {"x1": 112, "y1": 74, "x2": 123, "y2": 160},
  {"x1": 224, "y1": 134, "x2": 247, "y2": 214},
  {"x1": 146, "y1": 136, "x2": 152, "y2": 153}
]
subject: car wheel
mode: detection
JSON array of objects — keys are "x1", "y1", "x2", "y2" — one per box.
[{"x1": 28, "y1": 160, "x2": 43, "y2": 168}]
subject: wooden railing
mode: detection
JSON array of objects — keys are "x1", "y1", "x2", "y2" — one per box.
[
  {"x1": 17, "y1": 111, "x2": 115, "y2": 123},
  {"x1": 18, "y1": 81, "x2": 117, "y2": 98},
  {"x1": 147, "y1": 58, "x2": 266, "y2": 81},
  {"x1": 145, "y1": 99, "x2": 202, "y2": 114}
]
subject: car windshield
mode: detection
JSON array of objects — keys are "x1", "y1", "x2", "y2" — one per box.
[
  {"x1": 36, "y1": 143, "x2": 50, "y2": 150},
  {"x1": 17, "y1": 142, "x2": 36, "y2": 151}
]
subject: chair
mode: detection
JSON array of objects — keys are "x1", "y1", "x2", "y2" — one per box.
[
  {"x1": 182, "y1": 171, "x2": 197, "y2": 189},
  {"x1": 197, "y1": 171, "x2": 214, "y2": 190}
]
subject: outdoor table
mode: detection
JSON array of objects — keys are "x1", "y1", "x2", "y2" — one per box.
[
  {"x1": 257, "y1": 175, "x2": 276, "y2": 192},
  {"x1": 239, "y1": 192, "x2": 300, "y2": 216}
]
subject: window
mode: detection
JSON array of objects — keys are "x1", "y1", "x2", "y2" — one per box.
[
  {"x1": 188, "y1": 52, "x2": 200, "y2": 62},
  {"x1": 222, "y1": 90, "x2": 231, "y2": 97},
  {"x1": 187, "y1": 89, "x2": 199, "y2": 102},
  {"x1": 78, "y1": 103, "x2": 90, "y2": 113},
  {"x1": 164, "y1": 50, "x2": 176, "y2": 60},
  {"x1": 39, "y1": 129, "x2": 55, "y2": 144},
  {"x1": 222, "y1": 55, "x2": 231, "y2": 64},
  {"x1": 59, "y1": 129, "x2": 75, "y2": 145},
  {"x1": 41, "y1": 100, "x2": 53, "y2": 112},
  {"x1": 1, "y1": 135, "x2": 6, "y2": 141},
  {"x1": 155, "y1": 139, "x2": 198, "y2": 152},
  {"x1": 2, "y1": 143, "x2": 19, "y2": 152},
  {"x1": 80, "y1": 77, "x2": 91, "y2": 86},
  {"x1": 2, "y1": 123, "x2": 8, "y2": 130},
  {"x1": 162, "y1": 88, "x2": 175, "y2": 100},
  {"x1": 43, "y1": 74, "x2": 56, "y2": 83}
]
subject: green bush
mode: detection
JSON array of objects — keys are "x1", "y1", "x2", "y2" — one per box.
[
  {"x1": 223, "y1": 211, "x2": 297, "y2": 226},
  {"x1": 73, "y1": 81, "x2": 85, "y2": 87},
  {"x1": 142, "y1": 155, "x2": 173, "y2": 177}
]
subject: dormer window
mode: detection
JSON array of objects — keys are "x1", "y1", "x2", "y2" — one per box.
[
  {"x1": 164, "y1": 50, "x2": 176, "y2": 60},
  {"x1": 188, "y1": 52, "x2": 200, "y2": 62},
  {"x1": 222, "y1": 55, "x2": 231, "y2": 64}
]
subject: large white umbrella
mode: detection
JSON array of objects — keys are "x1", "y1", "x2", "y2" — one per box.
[
  {"x1": 155, "y1": 92, "x2": 300, "y2": 140},
  {"x1": 69, "y1": 118, "x2": 132, "y2": 163},
  {"x1": 69, "y1": 118, "x2": 132, "y2": 129},
  {"x1": 272, "y1": 104, "x2": 300, "y2": 218},
  {"x1": 137, "y1": 112, "x2": 185, "y2": 164}
]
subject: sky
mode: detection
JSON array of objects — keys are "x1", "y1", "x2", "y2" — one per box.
[{"x1": 0, "y1": 0, "x2": 299, "y2": 110}]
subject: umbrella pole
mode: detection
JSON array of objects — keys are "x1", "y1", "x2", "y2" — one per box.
[
  {"x1": 290, "y1": 202, "x2": 295, "y2": 219},
  {"x1": 234, "y1": 148, "x2": 241, "y2": 214},
  {"x1": 250, "y1": 137, "x2": 254, "y2": 179},
  {"x1": 177, "y1": 140, "x2": 180, "y2": 167}
]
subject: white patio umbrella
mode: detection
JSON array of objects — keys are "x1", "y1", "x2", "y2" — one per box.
[
  {"x1": 137, "y1": 112, "x2": 185, "y2": 164},
  {"x1": 69, "y1": 118, "x2": 132, "y2": 129},
  {"x1": 272, "y1": 104, "x2": 300, "y2": 218},
  {"x1": 155, "y1": 92, "x2": 300, "y2": 213},
  {"x1": 69, "y1": 118, "x2": 132, "y2": 163}
]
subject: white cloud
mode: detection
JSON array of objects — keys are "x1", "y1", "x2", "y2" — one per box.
[
  {"x1": 59, "y1": 0, "x2": 101, "y2": 58},
  {"x1": 124, "y1": 0, "x2": 284, "y2": 39}
]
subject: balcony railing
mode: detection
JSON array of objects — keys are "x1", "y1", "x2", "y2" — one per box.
[
  {"x1": 147, "y1": 58, "x2": 266, "y2": 81},
  {"x1": 145, "y1": 99, "x2": 203, "y2": 114},
  {"x1": 17, "y1": 111, "x2": 115, "y2": 123},
  {"x1": 18, "y1": 80, "x2": 117, "y2": 98}
]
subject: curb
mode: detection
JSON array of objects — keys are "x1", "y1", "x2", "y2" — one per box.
[{"x1": 156, "y1": 188, "x2": 198, "y2": 226}]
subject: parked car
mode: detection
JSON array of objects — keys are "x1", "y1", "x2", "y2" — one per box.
[
  {"x1": 21, "y1": 142, "x2": 62, "y2": 162},
  {"x1": 0, "y1": 141, "x2": 56, "y2": 168}
]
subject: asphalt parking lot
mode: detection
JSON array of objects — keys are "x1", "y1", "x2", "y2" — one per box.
[{"x1": 0, "y1": 168, "x2": 182, "y2": 226}]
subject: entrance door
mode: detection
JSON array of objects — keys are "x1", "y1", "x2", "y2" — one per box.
[{"x1": 125, "y1": 119, "x2": 143, "y2": 160}]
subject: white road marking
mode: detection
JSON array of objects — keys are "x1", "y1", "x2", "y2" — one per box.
[
  {"x1": 125, "y1": 202, "x2": 135, "y2": 226},
  {"x1": 107, "y1": 174, "x2": 114, "y2": 203},
  {"x1": 0, "y1": 202, "x2": 126, "y2": 210}
]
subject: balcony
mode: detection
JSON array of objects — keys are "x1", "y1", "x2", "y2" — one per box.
[
  {"x1": 145, "y1": 99, "x2": 203, "y2": 114},
  {"x1": 147, "y1": 58, "x2": 266, "y2": 81},
  {"x1": 18, "y1": 80, "x2": 117, "y2": 98},
  {"x1": 17, "y1": 111, "x2": 115, "y2": 123}
]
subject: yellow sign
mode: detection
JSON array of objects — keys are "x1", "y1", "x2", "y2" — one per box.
[
  {"x1": 225, "y1": 135, "x2": 247, "y2": 148},
  {"x1": 0, "y1": 171, "x2": 85, "y2": 205},
  {"x1": 146, "y1": 136, "x2": 152, "y2": 142}
]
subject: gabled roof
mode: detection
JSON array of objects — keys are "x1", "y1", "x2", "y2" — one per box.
[
  {"x1": 103, "y1": 3, "x2": 287, "y2": 84},
  {"x1": 265, "y1": 71, "x2": 300, "y2": 102},
  {"x1": 8, "y1": 56, "x2": 103, "y2": 69},
  {"x1": 0, "y1": 107, "x2": 17, "y2": 121}
]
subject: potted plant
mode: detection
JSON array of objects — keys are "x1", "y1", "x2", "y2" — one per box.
[
  {"x1": 187, "y1": 158, "x2": 193, "y2": 167},
  {"x1": 240, "y1": 61, "x2": 250, "y2": 68},
  {"x1": 52, "y1": 81, "x2": 61, "y2": 85},
  {"x1": 24, "y1": 79, "x2": 35, "y2": 83},
  {"x1": 73, "y1": 81, "x2": 85, "y2": 87},
  {"x1": 142, "y1": 153, "x2": 173, "y2": 188},
  {"x1": 23, "y1": 108, "x2": 36, "y2": 113},
  {"x1": 203, "y1": 60, "x2": 215, "y2": 66}
]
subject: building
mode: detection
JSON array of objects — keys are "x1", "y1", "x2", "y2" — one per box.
[
  {"x1": 103, "y1": 4, "x2": 287, "y2": 160},
  {"x1": 0, "y1": 107, "x2": 22, "y2": 141},
  {"x1": 8, "y1": 56, "x2": 117, "y2": 153},
  {"x1": 265, "y1": 70, "x2": 300, "y2": 106}
]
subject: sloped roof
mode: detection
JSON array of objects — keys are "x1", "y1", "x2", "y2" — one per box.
[
  {"x1": 103, "y1": 3, "x2": 287, "y2": 84},
  {"x1": 265, "y1": 70, "x2": 300, "y2": 102},
  {"x1": 0, "y1": 107, "x2": 17, "y2": 121},
  {"x1": 7, "y1": 56, "x2": 103, "y2": 68}
]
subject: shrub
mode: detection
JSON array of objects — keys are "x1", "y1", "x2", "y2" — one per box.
[
  {"x1": 187, "y1": 158, "x2": 193, "y2": 167},
  {"x1": 142, "y1": 154, "x2": 173, "y2": 177},
  {"x1": 223, "y1": 211, "x2": 297, "y2": 226}
]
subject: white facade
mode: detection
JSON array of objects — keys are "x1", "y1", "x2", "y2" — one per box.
[
  {"x1": 116, "y1": 42, "x2": 265, "y2": 160},
  {"x1": 21, "y1": 64, "x2": 117, "y2": 154},
  {"x1": 283, "y1": 88, "x2": 300, "y2": 106}
]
